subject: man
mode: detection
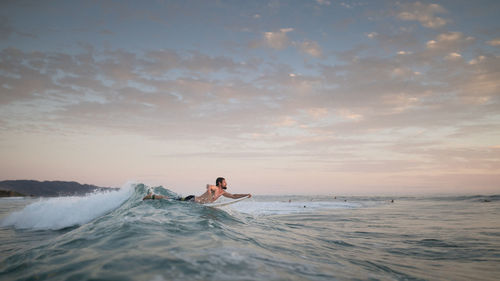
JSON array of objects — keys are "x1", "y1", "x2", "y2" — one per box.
[{"x1": 142, "y1": 177, "x2": 251, "y2": 203}]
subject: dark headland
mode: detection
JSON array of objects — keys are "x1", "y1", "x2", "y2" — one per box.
[{"x1": 0, "y1": 180, "x2": 118, "y2": 197}]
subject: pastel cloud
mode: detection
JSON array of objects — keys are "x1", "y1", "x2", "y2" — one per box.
[
  {"x1": 298, "y1": 40, "x2": 323, "y2": 57},
  {"x1": 487, "y1": 38, "x2": 500, "y2": 46},
  {"x1": 316, "y1": 0, "x2": 331, "y2": 6},
  {"x1": 254, "y1": 28, "x2": 323, "y2": 58},
  {"x1": 397, "y1": 1, "x2": 448, "y2": 28},
  {"x1": 262, "y1": 28, "x2": 294, "y2": 50},
  {"x1": 425, "y1": 32, "x2": 474, "y2": 56},
  {"x1": 444, "y1": 52, "x2": 462, "y2": 60}
]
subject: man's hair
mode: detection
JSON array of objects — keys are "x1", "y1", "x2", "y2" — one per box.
[{"x1": 216, "y1": 177, "x2": 225, "y2": 187}]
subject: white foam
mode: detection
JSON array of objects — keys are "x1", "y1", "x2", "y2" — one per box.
[
  {"x1": 227, "y1": 200, "x2": 359, "y2": 215},
  {"x1": 0, "y1": 197, "x2": 25, "y2": 200},
  {"x1": 0, "y1": 183, "x2": 134, "y2": 230}
]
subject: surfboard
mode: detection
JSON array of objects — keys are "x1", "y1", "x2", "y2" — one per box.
[{"x1": 203, "y1": 195, "x2": 250, "y2": 207}]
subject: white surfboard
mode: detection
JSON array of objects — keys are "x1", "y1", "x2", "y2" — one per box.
[{"x1": 203, "y1": 195, "x2": 250, "y2": 207}]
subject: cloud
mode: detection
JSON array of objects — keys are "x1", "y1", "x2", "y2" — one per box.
[
  {"x1": 252, "y1": 28, "x2": 323, "y2": 58},
  {"x1": 397, "y1": 1, "x2": 448, "y2": 28},
  {"x1": 252, "y1": 29, "x2": 324, "y2": 59},
  {"x1": 337, "y1": 109, "x2": 363, "y2": 121},
  {"x1": 306, "y1": 107, "x2": 328, "y2": 119},
  {"x1": 340, "y1": 2, "x2": 360, "y2": 9},
  {"x1": 314, "y1": 37, "x2": 500, "y2": 139},
  {"x1": 1, "y1": 31, "x2": 499, "y2": 189},
  {"x1": 297, "y1": 40, "x2": 323, "y2": 57},
  {"x1": 452, "y1": 55, "x2": 500, "y2": 103},
  {"x1": 274, "y1": 116, "x2": 297, "y2": 127},
  {"x1": 487, "y1": 38, "x2": 500, "y2": 46},
  {"x1": 425, "y1": 32, "x2": 474, "y2": 53},
  {"x1": 0, "y1": 48, "x2": 74, "y2": 105},
  {"x1": 316, "y1": 0, "x2": 331, "y2": 6},
  {"x1": 393, "y1": 144, "x2": 500, "y2": 171},
  {"x1": 0, "y1": 47, "x2": 295, "y2": 145},
  {"x1": 359, "y1": 30, "x2": 420, "y2": 56},
  {"x1": 468, "y1": 55, "x2": 486, "y2": 65},
  {"x1": 260, "y1": 28, "x2": 294, "y2": 50},
  {"x1": 444, "y1": 52, "x2": 462, "y2": 60},
  {"x1": 397, "y1": 51, "x2": 412, "y2": 55}
]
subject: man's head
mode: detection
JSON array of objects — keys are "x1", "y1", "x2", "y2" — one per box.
[{"x1": 216, "y1": 177, "x2": 227, "y2": 189}]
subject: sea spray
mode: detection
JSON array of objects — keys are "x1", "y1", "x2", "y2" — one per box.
[{"x1": 0, "y1": 183, "x2": 135, "y2": 230}]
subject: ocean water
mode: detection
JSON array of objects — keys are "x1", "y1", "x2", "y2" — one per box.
[{"x1": 1, "y1": 184, "x2": 499, "y2": 281}]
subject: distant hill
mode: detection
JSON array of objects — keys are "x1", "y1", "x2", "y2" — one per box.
[{"x1": 0, "y1": 180, "x2": 119, "y2": 197}]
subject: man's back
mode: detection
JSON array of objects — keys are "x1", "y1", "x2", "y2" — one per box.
[{"x1": 196, "y1": 185, "x2": 224, "y2": 203}]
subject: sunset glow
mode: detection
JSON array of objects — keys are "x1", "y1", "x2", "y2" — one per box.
[{"x1": 1, "y1": 1, "x2": 499, "y2": 195}]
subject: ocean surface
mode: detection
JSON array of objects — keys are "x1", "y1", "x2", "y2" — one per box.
[{"x1": 1, "y1": 184, "x2": 499, "y2": 281}]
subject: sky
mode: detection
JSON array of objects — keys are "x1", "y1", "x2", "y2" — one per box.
[{"x1": 1, "y1": 0, "x2": 499, "y2": 195}]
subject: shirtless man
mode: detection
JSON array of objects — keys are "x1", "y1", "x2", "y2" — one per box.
[{"x1": 142, "y1": 177, "x2": 251, "y2": 203}]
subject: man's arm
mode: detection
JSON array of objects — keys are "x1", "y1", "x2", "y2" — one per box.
[{"x1": 222, "y1": 192, "x2": 251, "y2": 199}]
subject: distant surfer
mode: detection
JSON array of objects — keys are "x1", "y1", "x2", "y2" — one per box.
[{"x1": 142, "y1": 177, "x2": 251, "y2": 204}]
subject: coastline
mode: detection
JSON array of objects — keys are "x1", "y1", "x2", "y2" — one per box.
[{"x1": 0, "y1": 190, "x2": 26, "y2": 197}]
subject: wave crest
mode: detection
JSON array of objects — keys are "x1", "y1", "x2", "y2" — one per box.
[{"x1": 0, "y1": 182, "x2": 143, "y2": 230}]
